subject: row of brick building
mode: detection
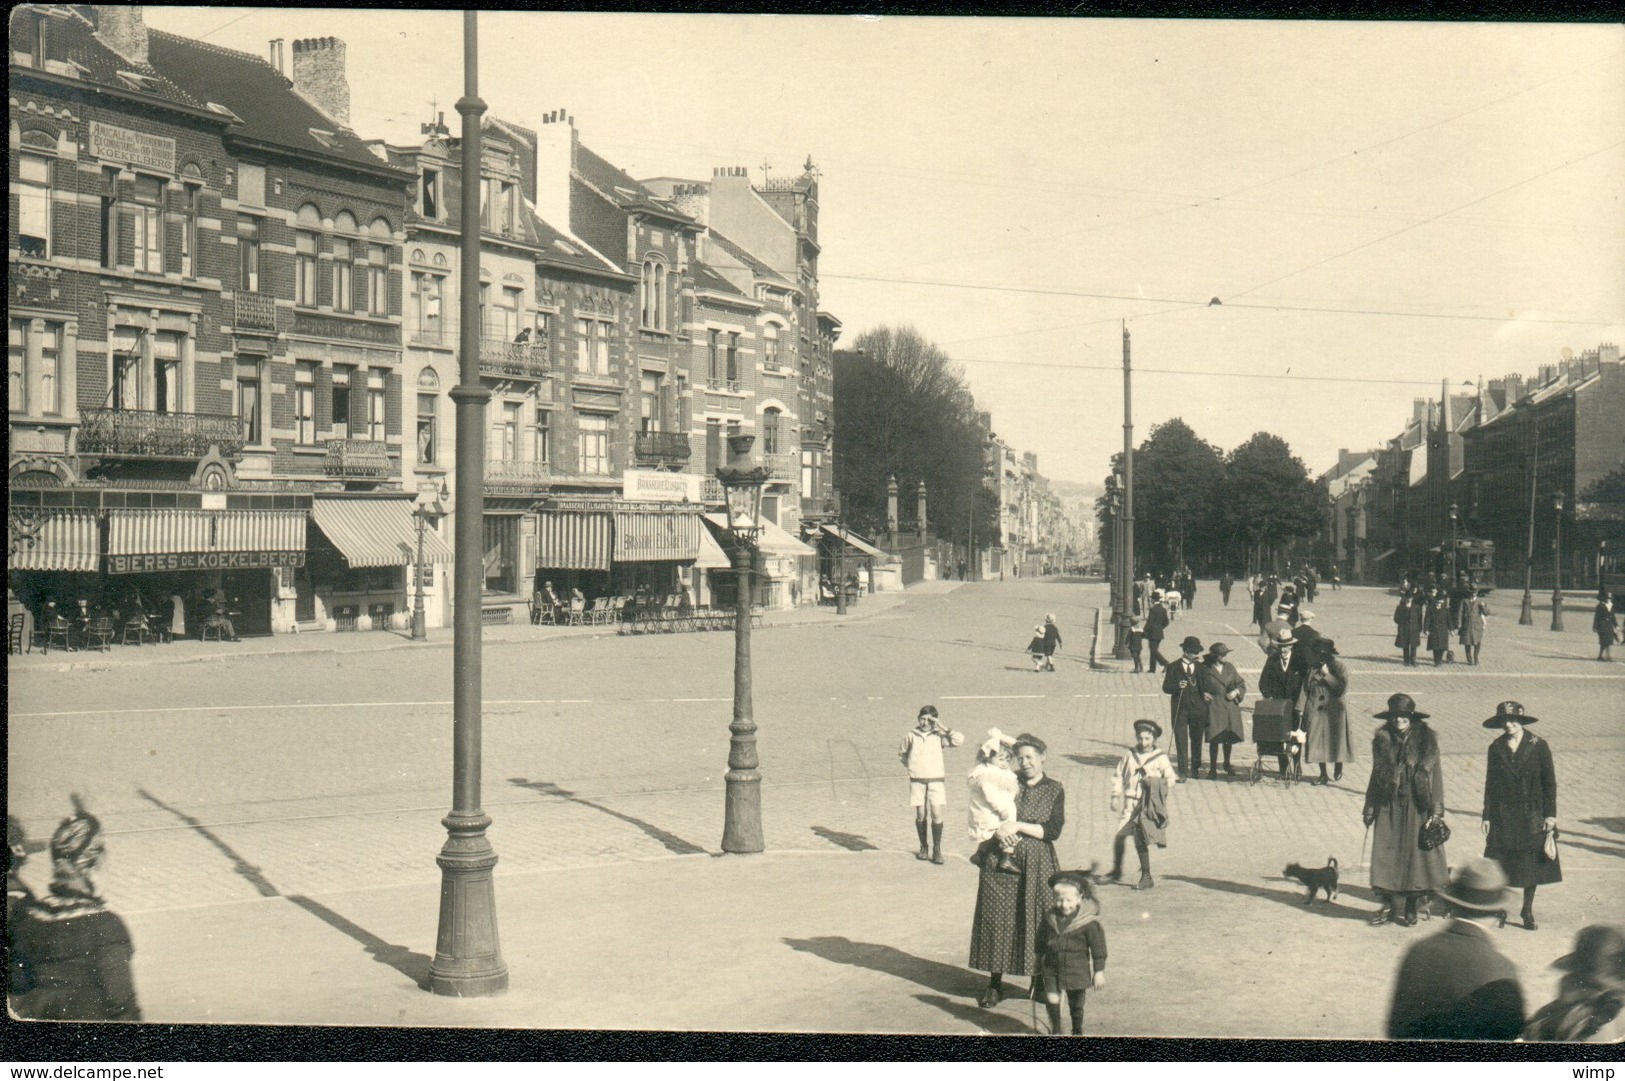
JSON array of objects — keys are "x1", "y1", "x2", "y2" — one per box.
[{"x1": 9, "y1": 7, "x2": 852, "y2": 633}]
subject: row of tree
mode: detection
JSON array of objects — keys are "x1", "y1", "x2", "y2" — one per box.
[{"x1": 1096, "y1": 418, "x2": 1326, "y2": 576}]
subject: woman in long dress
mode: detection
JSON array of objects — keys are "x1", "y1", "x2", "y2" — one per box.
[
  {"x1": 1301, "y1": 637, "x2": 1355, "y2": 785},
  {"x1": 1363, "y1": 694, "x2": 1448, "y2": 927},
  {"x1": 968, "y1": 734, "x2": 1064, "y2": 1008},
  {"x1": 1199, "y1": 642, "x2": 1245, "y2": 778},
  {"x1": 1480, "y1": 700, "x2": 1561, "y2": 930}
]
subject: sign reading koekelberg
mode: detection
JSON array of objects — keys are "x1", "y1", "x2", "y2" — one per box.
[
  {"x1": 89, "y1": 121, "x2": 177, "y2": 173},
  {"x1": 108, "y1": 551, "x2": 305, "y2": 574}
]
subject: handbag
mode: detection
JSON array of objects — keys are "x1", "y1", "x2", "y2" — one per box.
[
  {"x1": 1542, "y1": 826, "x2": 1560, "y2": 861},
  {"x1": 1419, "y1": 815, "x2": 1451, "y2": 851}
]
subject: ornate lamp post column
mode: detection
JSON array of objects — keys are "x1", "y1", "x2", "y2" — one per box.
[
  {"x1": 831, "y1": 491, "x2": 847, "y2": 616},
  {"x1": 1550, "y1": 491, "x2": 1565, "y2": 632},
  {"x1": 717, "y1": 433, "x2": 770, "y2": 854},
  {"x1": 412, "y1": 480, "x2": 449, "y2": 641}
]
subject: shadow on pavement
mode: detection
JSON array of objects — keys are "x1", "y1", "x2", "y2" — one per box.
[
  {"x1": 1063, "y1": 752, "x2": 1121, "y2": 770},
  {"x1": 1581, "y1": 817, "x2": 1625, "y2": 836},
  {"x1": 508, "y1": 777, "x2": 706, "y2": 856},
  {"x1": 1558, "y1": 838, "x2": 1625, "y2": 861},
  {"x1": 136, "y1": 787, "x2": 431, "y2": 987},
  {"x1": 810, "y1": 826, "x2": 878, "y2": 852},
  {"x1": 1162, "y1": 873, "x2": 1382, "y2": 921},
  {"x1": 781, "y1": 936, "x2": 977, "y2": 998},
  {"x1": 913, "y1": 993, "x2": 1038, "y2": 1036}
]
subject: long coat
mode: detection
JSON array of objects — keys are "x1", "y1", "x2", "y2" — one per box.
[
  {"x1": 1162, "y1": 657, "x2": 1207, "y2": 728},
  {"x1": 1199, "y1": 658, "x2": 1246, "y2": 744},
  {"x1": 1459, "y1": 597, "x2": 1488, "y2": 647},
  {"x1": 9, "y1": 887, "x2": 141, "y2": 1021},
  {"x1": 1393, "y1": 601, "x2": 1423, "y2": 649},
  {"x1": 1364, "y1": 720, "x2": 1449, "y2": 894},
  {"x1": 1042, "y1": 622, "x2": 1062, "y2": 657},
  {"x1": 1144, "y1": 605, "x2": 1169, "y2": 644},
  {"x1": 1595, "y1": 603, "x2": 1620, "y2": 647},
  {"x1": 1387, "y1": 920, "x2": 1526, "y2": 1040},
  {"x1": 1035, "y1": 911, "x2": 1107, "y2": 994},
  {"x1": 1300, "y1": 656, "x2": 1355, "y2": 764},
  {"x1": 1482, "y1": 731, "x2": 1562, "y2": 888},
  {"x1": 1426, "y1": 601, "x2": 1453, "y2": 652},
  {"x1": 968, "y1": 776, "x2": 1064, "y2": 977}
]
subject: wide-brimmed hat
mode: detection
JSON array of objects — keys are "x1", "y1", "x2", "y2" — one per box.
[
  {"x1": 1375, "y1": 693, "x2": 1429, "y2": 721},
  {"x1": 1441, "y1": 857, "x2": 1511, "y2": 913},
  {"x1": 1552, "y1": 925, "x2": 1625, "y2": 988},
  {"x1": 1180, "y1": 635, "x2": 1203, "y2": 653},
  {"x1": 1045, "y1": 613, "x2": 1056, "y2": 623},
  {"x1": 1206, "y1": 642, "x2": 1232, "y2": 658},
  {"x1": 1132, "y1": 719, "x2": 1163, "y2": 739},
  {"x1": 1270, "y1": 623, "x2": 1294, "y2": 644},
  {"x1": 1310, "y1": 637, "x2": 1338, "y2": 656},
  {"x1": 1297, "y1": 608, "x2": 1315, "y2": 623},
  {"x1": 1482, "y1": 700, "x2": 1539, "y2": 729}
]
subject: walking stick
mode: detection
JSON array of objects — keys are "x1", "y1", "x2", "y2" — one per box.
[{"x1": 1359, "y1": 823, "x2": 1371, "y2": 872}]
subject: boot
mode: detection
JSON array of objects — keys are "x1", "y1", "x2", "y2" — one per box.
[
  {"x1": 915, "y1": 820, "x2": 930, "y2": 861},
  {"x1": 1522, "y1": 887, "x2": 1537, "y2": 930},
  {"x1": 1046, "y1": 1001, "x2": 1063, "y2": 1035},
  {"x1": 1369, "y1": 892, "x2": 1394, "y2": 925},
  {"x1": 1135, "y1": 871, "x2": 1154, "y2": 890},
  {"x1": 1315, "y1": 765, "x2": 1329, "y2": 786},
  {"x1": 1402, "y1": 894, "x2": 1419, "y2": 927},
  {"x1": 1333, "y1": 763, "x2": 1343, "y2": 781},
  {"x1": 994, "y1": 842, "x2": 1021, "y2": 874},
  {"x1": 930, "y1": 823, "x2": 945, "y2": 865}
]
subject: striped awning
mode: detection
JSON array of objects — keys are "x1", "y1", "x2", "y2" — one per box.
[
  {"x1": 108, "y1": 508, "x2": 306, "y2": 556},
  {"x1": 702, "y1": 513, "x2": 817, "y2": 559},
  {"x1": 819, "y1": 524, "x2": 893, "y2": 561},
  {"x1": 694, "y1": 524, "x2": 731, "y2": 569},
  {"x1": 613, "y1": 508, "x2": 700, "y2": 562},
  {"x1": 311, "y1": 498, "x2": 452, "y2": 568},
  {"x1": 536, "y1": 509, "x2": 612, "y2": 571},
  {"x1": 8, "y1": 510, "x2": 100, "y2": 572}
]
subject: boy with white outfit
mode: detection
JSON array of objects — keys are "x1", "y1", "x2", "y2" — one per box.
[{"x1": 900, "y1": 705, "x2": 963, "y2": 865}]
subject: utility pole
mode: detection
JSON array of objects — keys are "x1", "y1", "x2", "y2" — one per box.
[
  {"x1": 1519, "y1": 413, "x2": 1539, "y2": 625},
  {"x1": 1120, "y1": 323, "x2": 1135, "y2": 648}
]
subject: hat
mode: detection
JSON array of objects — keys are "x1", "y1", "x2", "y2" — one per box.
[
  {"x1": 1180, "y1": 635, "x2": 1203, "y2": 653},
  {"x1": 1048, "y1": 869, "x2": 1093, "y2": 893},
  {"x1": 1441, "y1": 857, "x2": 1511, "y2": 913},
  {"x1": 1310, "y1": 637, "x2": 1338, "y2": 656},
  {"x1": 1552, "y1": 925, "x2": 1625, "y2": 988},
  {"x1": 1270, "y1": 624, "x2": 1294, "y2": 644},
  {"x1": 1132, "y1": 719, "x2": 1163, "y2": 739},
  {"x1": 1206, "y1": 642, "x2": 1232, "y2": 658},
  {"x1": 1045, "y1": 613, "x2": 1056, "y2": 623},
  {"x1": 1297, "y1": 608, "x2": 1315, "y2": 622},
  {"x1": 1482, "y1": 700, "x2": 1539, "y2": 729},
  {"x1": 980, "y1": 727, "x2": 1017, "y2": 758},
  {"x1": 1034, "y1": 625, "x2": 1044, "y2": 634},
  {"x1": 1374, "y1": 693, "x2": 1430, "y2": 721}
]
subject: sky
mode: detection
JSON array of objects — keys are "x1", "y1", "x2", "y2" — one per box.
[{"x1": 146, "y1": 10, "x2": 1625, "y2": 485}]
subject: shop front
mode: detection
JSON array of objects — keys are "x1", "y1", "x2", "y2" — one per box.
[
  {"x1": 532, "y1": 499, "x2": 706, "y2": 607},
  {"x1": 309, "y1": 494, "x2": 453, "y2": 632},
  {"x1": 702, "y1": 512, "x2": 817, "y2": 609},
  {"x1": 7, "y1": 501, "x2": 103, "y2": 639}
]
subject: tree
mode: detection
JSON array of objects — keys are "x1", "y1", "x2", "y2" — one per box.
[
  {"x1": 1128, "y1": 419, "x2": 1226, "y2": 572},
  {"x1": 1220, "y1": 432, "x2": 1325, "y2": 573}
]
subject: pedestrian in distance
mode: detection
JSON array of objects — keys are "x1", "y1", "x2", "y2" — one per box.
[
  {"x1": 1394, "y1": 590, "x2": 1423, "y2": 667},
  {"x1": 1027, "y1": 625, "x2": 1047, "y2": 673},
  {"x1": 1144, "y1": 593, "x2": 1171, "y2": 673},
  {"x1": 1275, "y1": 583, "x2": 1300, "y2": 627},
  {"x1": 1199, "y1": 642, "x2": 1245, "y2": 778},
  {"x1": 9, "y1": 795, "x2": 141, "y2": 1021},
  {"x1": 1386, "y1": 857, "x2": 1526, "y2": 1040},
  {"x1": 968, "y1": 734, "x2": 1065, "y2": 1008},
  {"x1": 1304, "y1": 566, "x2": 1318, "y2": 603},
  {"x1": 1480, "y1": 701, "x2": 1561, "y2": 932},
  {"x1": 1364, "y1": 693, "x2": 1449, "y2": 928},
  {"x1": 1219, "y1": 572, "x2": 1234, "y2": 607},
  {"x1": 1290, "y1": 609, "x2": 1321, "y2": 653},
  {"x1": 1106, "y1": 720, "x2": 1177, "y2": 890},
  {"x1": 967, "y1": 729, "x2": 1022, "y2": 875},
  {"x1": 1459, "y1": 587, "x2": 1490, "y2": 665},
  {"x1": 1426, "y1": 588, "x2": 1453, "y2": 666},
  {"x1": 1300, "y1": 637, "x2": 1354, "y2": 785},
  {"x1": 900, "y1": 706, "x2": 963, "y2": 865},
  {"x1": 1331, "y1": 567, "x2": 1342, "y2": 591},
  {"x1": 1034, "y1": 870, "x2": 1108, "y2": 1036},
  {"x1": 1041, "y1": 613, "x2": 1062, "y2": 672},
  {"x1": 1163, "y1": 635, "x2": 1209, "y2": 780},
  {"x1": 1523, "y1": 924, "x2": 1625, "y2": 1042},
  {"x1": 1594, "y1": 595, "x2": 1620, "y2": 662}
]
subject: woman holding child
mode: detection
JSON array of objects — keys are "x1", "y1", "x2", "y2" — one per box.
[{"x1": 967, "y1": 733, "x2": 1065, "y2": 1009}]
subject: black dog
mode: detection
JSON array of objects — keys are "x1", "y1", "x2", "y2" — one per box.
[{"x1": 1284, "y1": 857, "x2": 1339, "y2": 904}]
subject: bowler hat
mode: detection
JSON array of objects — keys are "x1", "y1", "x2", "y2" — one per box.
[
  {"x1": 1441, "y1": 857, "x2": 1511, "y2": 913},
  {"x1": 1180, "y1": 635, "x2": 1203, "y2": 653},
  {"x1": 1482, "y1": 700, "x2": 1540, "y2": 729},
  {"x1": 1270, "y1": 624, "x2": 1294, "y2": 644},
  {"x1": 1311, "y1": 636, "x2": 1338, "y2": 656},
  {"x1": 1132, "y1": 719, "x2": 1163, "y2": 739},
  {"x1": 1206, "y1": 642, "x2": 1232, "y2": 658},
  {"x1": 1374, "y1": 693, "x2": 1429, "y2": 721}
]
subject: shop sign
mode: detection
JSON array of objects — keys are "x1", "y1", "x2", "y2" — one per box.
[
  {"x1": 89, "y1": 121, "x2": 176, "y2": 172},
  {"x1": 623, "y1": 469, "x2": 701, "y2": 503},
  {"x1": 292, "y1": 312, "x2": 401, "y2": 346},
  {"x1": 108, "y1": 551, "x2": 305, "y2": 574}
]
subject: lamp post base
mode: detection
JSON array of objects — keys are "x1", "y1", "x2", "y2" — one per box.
[
  {"x1": 412, "y1": 609, "x2": 427, "y2": 640},
  {"x1": 1550, "y1": 591, "x2": 1564, "y2": 632},
  {"x1": 429, "y1": 811, "x2": 508, "y2": 997},
  {"x1": 1518, "y1": 590, "x2": 1534, "y2": 626},
  {"x1": 721, "y1": 771, "x2": 764, "y2": 854}
]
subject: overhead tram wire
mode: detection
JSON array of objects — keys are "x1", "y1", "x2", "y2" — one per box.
[{"x1": 946, "y1": 355, "x2": 1470, "y2": 389}]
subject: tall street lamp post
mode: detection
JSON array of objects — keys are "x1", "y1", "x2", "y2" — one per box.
[
  {"x1": 1448, "y1": 502, "x2": 1459, "y2": 581},
  {"x1": 1551, "y1": 491, "x2": 1565, "y2": 632},
  {"x1": 412, "y1": 480, "x2": 450, "y2": 641},
  {"x1": 717, "y1": 433, "x2": 770, "y2": 854},
  {"x1": 831, "y1": 491, "x2": 847, "y2": 616}
]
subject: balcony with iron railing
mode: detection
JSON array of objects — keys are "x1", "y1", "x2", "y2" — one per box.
[
  {"x1": 323, "y1": 438, "x2": 393, "y2": 479},
  {"x1": 485, "y1": 458, "x2": 551, "y2": 491},
  {"x1": 79, "y1": 408, "x2": 244, "y2": 459},
  {"x1": 234, "y1": 292, "x2": 278, "y2": 333},
  {"x1": 634, "y1": 431, "x2": 691, "y2": 468},
  {"x1": 705, "y1": 378, "x2": 742, "y2": 394},
  {"x1": 701, "y1": 477, "x2": 724, "y2": 505},
  {"x1": 765, "y1": 451, "x2": 798, "y2": 481},
  {"x1": 479, "y1": 337, "x2": 550, "y2": 379}
]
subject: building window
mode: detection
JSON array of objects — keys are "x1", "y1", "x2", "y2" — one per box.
[
  {"x1": 801, "y1": 449, "x2": 816, "y2": 495},
  {"x1": 153, "y1": 331, "x2": 182, "y2": 414},
  {"x1": 131, "y1": 175, "x2": 163, "y2": 272},
  {"x1": 179, "y1": 184, "x2": 199, "y2": 278},
  {"x1": 411, "y1": 272, "x2": 442, "y2": 341},
  {"x1": 332, "y1": 236, "x2": 355, "y2": 312},
  {"x1": 705, "y1": 418, "x2": 721, "y2": 474},
  {"x1": 331, "y1": 366, "x2": 352, "y2": 438},
  {"x1": 707, "y1": 330, "x2": 721, "y2": 383},
  {"x1": 502, "y1": 286, "x2": 523, "y2": 340},
  {"x1": 296, "y1": 231, "x2": 319, "y2": 306},
  {"x1": 16, "y1": 153, "x2": 52, "y2": 259},
  {"x1": 641, "y1": 259, "x2": 667, "y2": 330},
  {"x1": 421, "y1": 169, "x2": 439, "y2": 218},
  {"x1": 236, "y1": 361, "x2": 263, "y2": 444},
  {"x1": 482, "y1": 514, "x2": 519, "y2": 594},
  {"x1": 7, "y1": 319, "x2": 63, "y2": 415},
  {"x1": 111, "y1": 333, "x2": 139, "y2": 410},
  {"x1": 640, "y1": 371, "x2": 663, "y2": 434},
  {"x1": 535, "y1": 410, "x2": 551, "y2": 465},
  {"x1": 575, "y1": 318, "x2": 592, "y2": 374},
  {"x1": 762, "y1": 407, "x2": 781, "y2": 455},
  {"x1": 577, "y1": 413, "x2": 610, "y2": 474},
  {"x1": 7, "y1": 321, "x2": 24, "y2": 412},
  {"x1": 100, "y1": 168, "x2": 120, "y2": 268},
  {"x1": 417, "y1": 392, "x2": 437, "y2": 465},
  {"x1": 500, "y1": 180, "x2": 516, "y2": 234},
  {"x1": 295, "y1": 362, "x2": 316, "y2": 444},
  {"x1": 488, "y1": 400, "x2": 520, "y2": 462},
  {"x1": 367, "y1": 369, "x2": 386, "y2": 441},
  {"x1": 238, "y1": 217, "x2": 261, "y2": 292},
  {"x1": 764, "y1": 323, "x2": 781, "y2": 370},
  {"x1": 367, "y1": 244, "x2": 389, "y2": 315}
]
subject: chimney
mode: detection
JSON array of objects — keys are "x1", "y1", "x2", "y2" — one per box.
[
  {"x1": 1538, "y1": 364, "x2": 1557, "y2": 386},
  {"x1": 1506, "y1": 375, "x2": 1525, "y2": 402},
  {"x1": 534, "y1": 110, "x2": 578, "y2": 239},
  {"x1": 1600, "y1": 342, "x2": 1620, "y2": 365},
  {"x1": 93, "y1": 6, "x2": 149, "y2": 65},
  {"x1": 292, "y1": 37, "x2": 350, "y2": 128},
  {"x1": 1412, "y1": 398, "x2": 1428, "y2": 424},
  {"x1": 268, "y1": 38, "x2": 285, "y2": 74}
]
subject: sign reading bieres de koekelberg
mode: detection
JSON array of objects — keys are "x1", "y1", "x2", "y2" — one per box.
[{"x1": 89, "y1": 121, "x2": 177, "y2": 172}]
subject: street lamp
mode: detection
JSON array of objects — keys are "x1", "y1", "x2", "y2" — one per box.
[
  {"x1": 1447, "y1": 502, "x2": 1459, "y2": 580},
  {"x1": 412, "y1": 480, "x2": 450, "y2": 641},
  {"x1": 830, "y1": 491, "x2": 847, "y2": 616},
  {"x1": 1551, "y1": 491, "x2": 1565, "y2": 632},
  {"x1": 716, "y1": 433, "x2": 771, "y2": 854}
]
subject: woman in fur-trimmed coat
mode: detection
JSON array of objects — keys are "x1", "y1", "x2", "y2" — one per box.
[{"x1": 1363, "y1": 694, "x2": 1449, "y2": 927}]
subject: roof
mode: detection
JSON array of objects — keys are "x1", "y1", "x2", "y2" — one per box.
[
  {"x1": 527, "y1": 206, "x2": 624, "y2": 278},
  {"x1": 13, "y1": 6, "x2": 199, "y2": 111},
  {"x1": 708, "y1": 229, "x2": 790, "y2": 286},
  {"x1": 691, "y1": 260, "x2": 749, "y2": 299},
  {"x1": 575, "y1": 142, "x2": 694, "y2": 224},
  {"x1": 146, "y1": 29, "x2": 406, "y2": 175}
]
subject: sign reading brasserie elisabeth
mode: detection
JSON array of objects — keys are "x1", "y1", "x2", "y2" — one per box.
[
  {"x1": 109, "y1": 551, "x2": 305, "y2": 574},
  {"x1": 89, "y1": 121, "x2": 177, "y2": 173}
]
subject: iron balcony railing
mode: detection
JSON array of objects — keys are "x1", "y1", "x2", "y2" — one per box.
[
  {"x1": 478, "y1": 337, "x2": 550, "y2": 379},
  {"x1": 705, "y1": 377, "x2": 741, "y2": 393},
  {"x1": 765, "y1": 451, "x2": 798, "y2": 481},
  {"x1": 234, "y1": 292, "x2": 278, "y2": 333},
  {"x1": 323, "y1": 438, "x2": 393, "y2": 478},
  {"x1": 634, "y1": 431, "x2": 691, "y2": 465},
  {"x1": 701, "y1": 477, "x2": 724, "y2": 505},
  {"x1": 79, "y1": 408, "x2": 244, "y2": 459},
  {"x1": 485, "y1": 458, "x2": 550, "y2": 489}
]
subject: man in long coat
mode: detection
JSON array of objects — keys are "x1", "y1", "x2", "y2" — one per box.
[
  {"x1": 1257, "y1": 624, "x2": 1305, "y2": 777},
  {"x1": 1162, "y1": 635, "x2": 1209, "y2": 781},
  {"x1": 1394, "y1": 591, "x2": 1423, "y2": 666},
  {"x1": 1144, "y1": 596, "x2": 1171, "y2": 673}
]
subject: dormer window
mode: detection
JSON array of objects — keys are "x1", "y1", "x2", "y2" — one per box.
[
  {"x1": 117, "y1": 71, "x2": 161, "y2": 93},
  {"x1": 205, "y1": 102, "x2": 244, "y2": 123},
  {"x1": 421, "y1": 168, "x2": 440, "y2": 218},
  {"x1": 308, "y1": 129, "x2": 337, "y2": 149}
]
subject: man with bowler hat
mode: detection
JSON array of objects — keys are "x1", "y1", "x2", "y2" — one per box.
[
  {"x1": 1162, "y1": 635, "x2": 1209, "y2": 781},
  {"x1": 1386, "y1": 857, "x2": 1526, "y2": 1040}
]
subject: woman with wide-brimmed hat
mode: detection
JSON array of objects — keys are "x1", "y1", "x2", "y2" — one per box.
[
  {"x1": 1198, "y1": 642, "x2": 1246, "y2": 778},
  {"x1": 1300, "y1": 637, "x2": 1356, "y2": 786},
  {"x1": 1363, "y1": 693, "x2": 1449, "y2": 926},
  {"x1": 1480, "y1": 701, "x2": 1562, "y2": 931},
  {"x1": 1524, "y1": 924, "x2": 1625, "y2": 1042}
]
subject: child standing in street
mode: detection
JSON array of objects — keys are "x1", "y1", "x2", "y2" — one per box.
[
  {"x1": 1127, "y1": 615, "x2": 1145, "y2": 673},
  {"x1": 1027, "y1": 625, "x2": 1047, "y2": 672},
  {"x1": 967, "y1": 729, "x2": 1022, "y2": 874},
  {"x1": 1035, "y1": 870, "x2": 1108, "y2": 1035},
  {"x1": 900, "y1": 705, "x2": 963, "y2": 864}
]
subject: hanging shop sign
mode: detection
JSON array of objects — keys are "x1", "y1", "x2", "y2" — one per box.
[{"x1": 108, "y1": 550, "x2": 305, "y2": 575}]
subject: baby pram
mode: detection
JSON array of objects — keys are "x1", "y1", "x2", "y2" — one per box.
[{"x1": 1250, "y1": 698, "x2": 1301, "y2": 786}]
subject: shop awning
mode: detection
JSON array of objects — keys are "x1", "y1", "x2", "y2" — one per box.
[
  {"x1": 694, "y1": 524, "x2": 731, "y2": 570},
  {"x1": 613, "y1": 507, "x2": 700, "y2": 562},
  {"x1": 536, "y1": 509, "x2": 612, "y2": 571},
  {"x1": 702, "y1": 513, "x2": 817, "y2": 559},
  {"x1": 818, "y1": 523, "x2": 893, "y2": 561},
  {"x1": 106, "y1": 507, "x2": 307, "y2": 574},
  {"x1": 311, "y1": 497, "x2": 452, "y2": 568},
  {"x1": 1372, "y1": 548, "x2": 1398, "y2": 563},
  {"x1": 8, "y1": 510, "x2": 100, "y2": 572}
]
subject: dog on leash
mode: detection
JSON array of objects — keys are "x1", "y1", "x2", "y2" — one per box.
[{"x1": 1284, "y1": 857, "x2": 1339, "y2": 904}]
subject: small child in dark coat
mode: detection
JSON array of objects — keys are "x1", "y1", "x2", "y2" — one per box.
[
  {"x1": 1027, "y1": 626, "x2": 1047, "y2": 672},
  {"x1": 1035, "y1": 870, "x2": 1108, "y2": 1035}
]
